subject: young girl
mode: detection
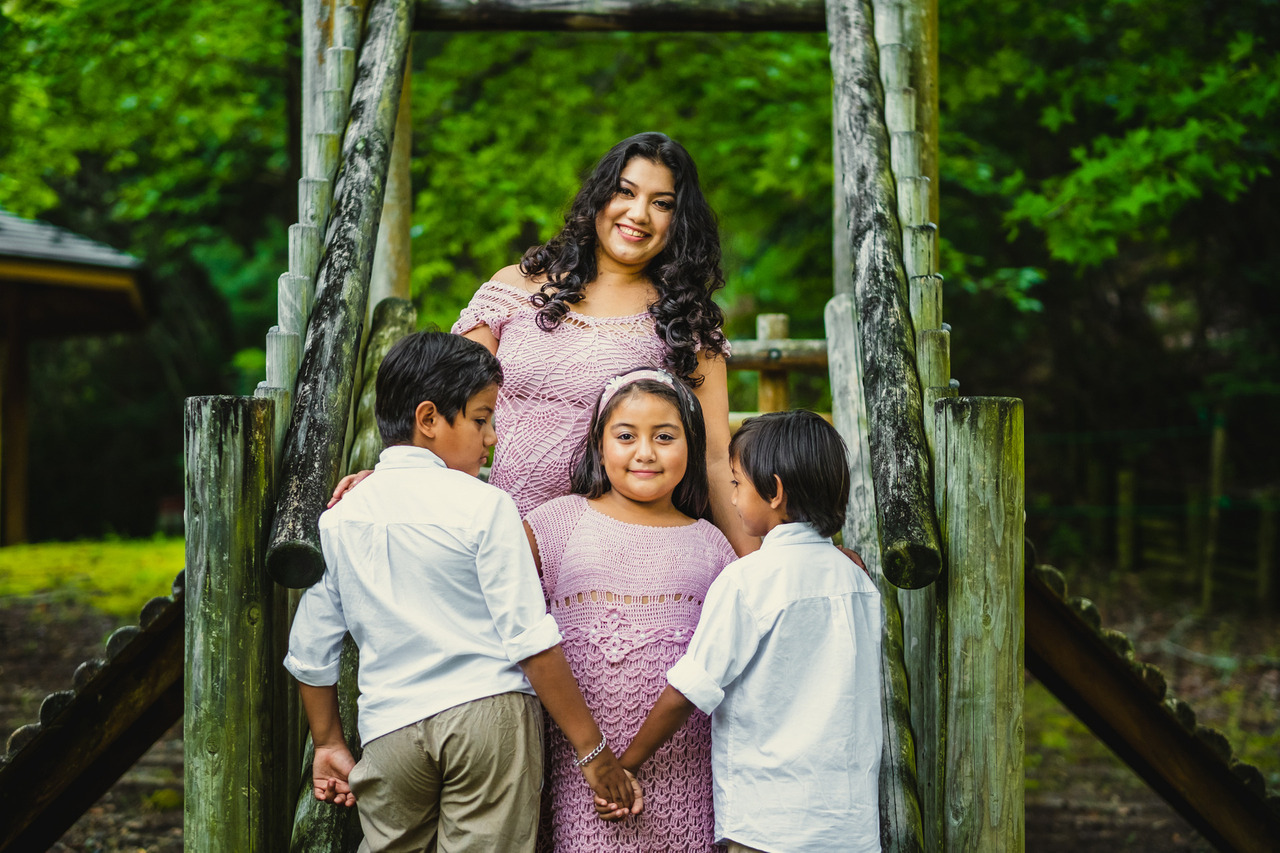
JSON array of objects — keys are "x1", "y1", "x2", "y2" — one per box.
[{"x1": 524, "y1": 367, "x2": 737, "y2": 852}]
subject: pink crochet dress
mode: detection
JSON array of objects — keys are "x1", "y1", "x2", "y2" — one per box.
[
  {"x1": 526, "y1": 496, "x2": 737, "y2": 853},
  {"x1": 452, "y1": 280, "x2": 670, "y2": 516}
]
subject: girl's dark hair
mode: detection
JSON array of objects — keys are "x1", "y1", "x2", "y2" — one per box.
[
  {"x1": 570, "y1": 370, "x2": 711, "y2": 521},
  {"x1": 729, "y1": 411, "x2": 850, "y2": 538},
  {"x1": 375, "y1": 331, "x2": 503, "y2": 446},
  {"x1": 519, "y1": 132, "x2": 728, "y2": 385}
]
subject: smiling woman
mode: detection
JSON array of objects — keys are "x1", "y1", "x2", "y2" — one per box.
[
  {"x1": 333, "y1": 132, "x2": 753, "y2": 553},
  {"x1": 449, "y1": 132, "x2": 753, "y2": 553}
]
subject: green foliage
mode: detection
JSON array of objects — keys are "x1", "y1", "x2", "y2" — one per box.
[
  {"x1": 944, "y1": 0, "x2": 1280, "y2": 268},
  {"x1": 0, "y1": 537, "x2": 184, "y2": 619},
  {"x1": 407, "y1": 32, "x2": 836, "y2": 340}
]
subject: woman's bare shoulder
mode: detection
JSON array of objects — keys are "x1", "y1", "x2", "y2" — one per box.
[{"x1": 489, "y1": 265, "x2": 543, "y2": 293}]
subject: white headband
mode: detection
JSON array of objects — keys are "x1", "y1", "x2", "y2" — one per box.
[{"x1": 598, "y1": 368, "x2": 677, "y2": 411}]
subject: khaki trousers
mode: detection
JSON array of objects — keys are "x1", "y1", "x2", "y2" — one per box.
[{"x1": 349, "y1": 692, "x2": 543, "y2": 853}]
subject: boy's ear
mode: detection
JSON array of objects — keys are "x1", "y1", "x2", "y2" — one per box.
[
  {"x1": 414, "y1": 401, "x2": 439, "y2": 439},
  {"x1": 769, "y1": 474, "x2": 787, "y2": 511}
]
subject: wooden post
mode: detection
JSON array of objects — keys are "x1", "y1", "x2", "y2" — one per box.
[
  {"x1": 369, "y1": 57, "x2": 413, "y2": 322},
  {"x1": 185, "y1": 396, "x2": 288, "y2": 851},
  {"x1": 1117, "y1": 465, "x2": 1136, "y2": 574},
  {"x1": 826, "y1": 293, "x2": 925, "y2": 853},
  {"x1": 935, "y1": 396, "x2": 1024, "y2": 852},
  {"x1": 1203, "y1": 407, "x2": 1226, "y2": 613},
  {"x1": 1087, "y1": 457, "x2": 1107, "y2": 557},
  {"x1": 347, "y1": 298, "x2": 418, "y2": 473},
  {"x1": 301, "y1": 0, "x2": 331, "y2": 182},
  {"x1": 828, "y1": 0, "x2": 943, "y2": 589},
  {"x1": 1185, "y1": 482, "x2": 1205, "y2": 588},
  {"x1": 1257, "y1": 489, "x2": 1275, "y2": 617},
  {"x1": 900, "y1": 381, "x2": 954, "y2": 853},
  {"x1": 267, "y1": 0, "x2": 413, "y2": 589},
  {"x1": 1, "y1": 289, "x2": 29, "y2": 545},
  {"x1": 756, "y1": 313, "x2": 790, "y2": 413}
]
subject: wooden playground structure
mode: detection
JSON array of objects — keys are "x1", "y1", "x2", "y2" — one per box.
[{"x1": 2, "y1": 0, "x2": 1279, "y2": 850}]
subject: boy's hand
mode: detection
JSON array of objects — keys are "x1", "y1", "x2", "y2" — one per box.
[
  {"x1": 312, "y1": 744, "x2": 358, "y2": 807},
  {"x1": 328, "y1": 470, "x2": 373, "y2": 508},
  {"x1": 593, "y1": 769, "x2": 643, "y2": 821},
  {"x1": 580, "y1": 747, "x2": 636, "y2": 813}
]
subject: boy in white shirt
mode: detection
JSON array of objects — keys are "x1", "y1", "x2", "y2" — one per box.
[
  {"x1": 285, "y1": 332, "x2": 635, "y2": 852},
  {"x1": 615, "y1": 410, "x2": 883, "y2": 852}
]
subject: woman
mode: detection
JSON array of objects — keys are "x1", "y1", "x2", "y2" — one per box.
[{"x1": 337, "y1": 132, "x2": 753, "y2": 555}]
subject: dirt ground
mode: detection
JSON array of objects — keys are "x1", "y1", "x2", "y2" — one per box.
[{"x1": 1, "y1": 593, "x2": 1272, "y2": 851}]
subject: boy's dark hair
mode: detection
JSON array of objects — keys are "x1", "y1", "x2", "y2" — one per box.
[
  {"x1": 730, "y1": 410, "x2": 850, "y2": 538},
  {"x1": 570, "y1": 369, "x2": 712, "y2": 521},
  {"x1": 375, "y1": 331, "x2": 503, "y2": 446}
]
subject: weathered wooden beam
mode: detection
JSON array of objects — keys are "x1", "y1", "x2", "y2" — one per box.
[
  {"x1": 825, "y1": 293, "x2": 925, "y2": 853},
  {"x1": 185, "y1": 395, "x2": 287, "y2": 851},
  {"x1": 726, "y1": 337, "x2": 829, "y2": 371},
  {"x1": 0, "y1": 592, "x2": 183, "y2": 852},
  {"x1": 1027, "y1": 568, "x2": 1280, "y2": 851},
  {"x1": 267, "y1": 0, "x2": 413, "y2": 588},
  {"x1": 412, "y1": 0, "x2": 824, "y2": 30},
  {"x1": 936, "y1": 396, "x2": 1024, "y2": 851},
  {"x1": 897, "y1": 382, "x2": 953, "y2": 853},
  {"x1": 828, "y1": 0, "x2": 942, "y2": 589}
]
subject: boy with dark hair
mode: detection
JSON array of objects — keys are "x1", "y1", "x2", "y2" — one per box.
[
  {"x1": 615, "y1": 410, "x2": 883, "y2": 853},
  {"x1": 285, "y1": 331, "x2": 635, "y2": 852}
]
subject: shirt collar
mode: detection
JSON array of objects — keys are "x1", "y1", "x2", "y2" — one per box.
[
  {"x1": 375, "y1": 444, "x2": 447, "y2": 471},
  {"x1": 759, "y1": 521, "x2": 830, "y2": 549}
]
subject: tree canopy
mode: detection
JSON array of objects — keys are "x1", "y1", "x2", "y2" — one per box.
[{"x1": 1, "y1": 0, "x2": 1276, "y2": 551}]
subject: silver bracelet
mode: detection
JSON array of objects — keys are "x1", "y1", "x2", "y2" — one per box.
[{"x1": 575, "y1": 735, "x2": 608, "y2": 767}]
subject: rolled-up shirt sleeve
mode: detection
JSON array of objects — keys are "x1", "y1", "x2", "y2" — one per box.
[
  {"x1": 283, "y1": 542, "x2": 348, "y2": 686},
  {"x1": 667, "y1": 575, "x2": 761, "y2": 714},
  {"x1": 476, "y1": 493, "x2": 563, "y2": 663}
]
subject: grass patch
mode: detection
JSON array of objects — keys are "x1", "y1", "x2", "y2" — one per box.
[{"x1": 0, "y1": 537, "x2": 184, "y2": 620}]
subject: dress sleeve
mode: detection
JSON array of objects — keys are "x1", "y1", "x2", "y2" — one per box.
[
  {"x1": 666, "y1": 568, "x2": 761, "y2": 714},
  {"x1": 451, "y1": 281, "x2": 530, "y2": 340},
  {"x1": 524, "y1": 496, "x2": 580, "y2": 605}
]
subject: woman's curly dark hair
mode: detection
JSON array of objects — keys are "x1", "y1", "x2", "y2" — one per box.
[{"x1": 519, "y1": 132, "x2": 728, "y2": 385}]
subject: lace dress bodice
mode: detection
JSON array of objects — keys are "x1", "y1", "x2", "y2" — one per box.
[
  {"x1": 527, "y1": 496, "x2": 738, "y2": 852},
  {"x1": 452, "y1": 281, "x2": 669, "y2": 515}
]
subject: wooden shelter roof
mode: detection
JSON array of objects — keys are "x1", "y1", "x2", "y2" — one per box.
[{"x1": 0, "y1": 209, "x2": 147, "y2": 336}]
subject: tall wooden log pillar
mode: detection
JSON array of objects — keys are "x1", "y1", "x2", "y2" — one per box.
[
  {"x1": 185, "y1": 396, "x2": 288, "y2": 852},
  {"x1": 934, "y1": 396, "x2": 1024, "y2": 851}
]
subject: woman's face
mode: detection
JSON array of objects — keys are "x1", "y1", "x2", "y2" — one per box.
[{"x1": 594, "y1": 157, "x2": 676, "y2": 274}]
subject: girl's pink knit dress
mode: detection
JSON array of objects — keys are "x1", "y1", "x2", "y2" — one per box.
[
  {"x1": 452, "y1": 280, "x2": 670, "y2": 516},
  {"x1": 527, "y1": 495, "x2": 737, "y2": 853}
]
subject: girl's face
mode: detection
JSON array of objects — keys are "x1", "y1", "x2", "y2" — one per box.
[
  {"x1": 600, "y1": 391, "x2": 688, "y2": 509},
  {"x1": 594, "y1": 157, "x2": 676, "y2": 274}
]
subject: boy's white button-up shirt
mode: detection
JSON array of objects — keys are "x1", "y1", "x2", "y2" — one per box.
[
  {"x1": 284, "y1": 445, "x2": 562, "y2": 745},
  {"x1": 667, "y1": 522, "x2": 884, "y2": 853}
]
